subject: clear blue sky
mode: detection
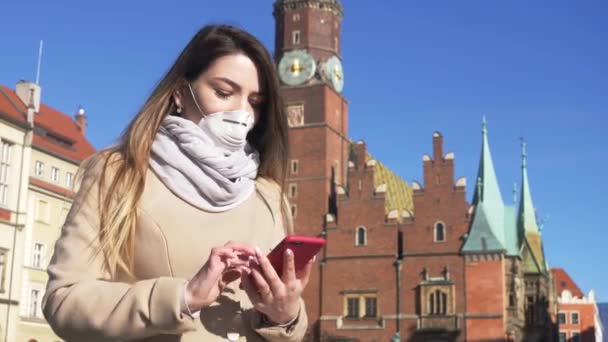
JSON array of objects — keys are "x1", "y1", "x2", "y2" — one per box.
[{"x1": 1, "y1": 1, "x2": 606, "y2": 301}]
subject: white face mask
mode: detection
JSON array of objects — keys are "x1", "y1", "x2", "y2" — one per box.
[{"x1": 188, "y1": 83, "x2": 255, "y2": 152}]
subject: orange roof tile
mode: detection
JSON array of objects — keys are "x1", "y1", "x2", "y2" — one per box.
[
  {"x1": 551, "y1": 268, "x2": 584, "y2": 298},
  {"x1": 0, "y1": 84, "x2": 96, "y2": 163}
]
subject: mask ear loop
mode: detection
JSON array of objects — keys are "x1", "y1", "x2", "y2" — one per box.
[{"x1": 187, "y1": 83, "x2": 208, "y2": 118}]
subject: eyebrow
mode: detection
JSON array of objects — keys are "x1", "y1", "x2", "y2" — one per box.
[{"x1": 211, "y1": 77, "x2": 263, "y2": 96}]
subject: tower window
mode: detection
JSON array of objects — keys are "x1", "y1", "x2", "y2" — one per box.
[
  {"x1": 288, "y1": 183, "x2": 298, "y2": 198},
  {"x1": 290, "y1": 204, "x2": 297, "y2": 218},
  {"x1": 292, "y1": 30, "x2": 301, "y2": 45},
  {"x1": 355, "y1": 226, "x2": 367, "y2": 246},
  {"x1": 434, "y1": 222, "x2": 445, "y2": 242},
  {"x1": 286, "y1": 104, "x2": 304, "y2": 127},
  {"x1": 290, "y1": 160, "x2": 299, "y2": 175},
  {"x1": 292, "y1": 13, "x2": 300, "y2": 22}
]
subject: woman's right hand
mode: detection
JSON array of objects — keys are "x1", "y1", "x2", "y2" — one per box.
[{"x1": 184, "y1": 241, "x2": 255, "y2": 311}]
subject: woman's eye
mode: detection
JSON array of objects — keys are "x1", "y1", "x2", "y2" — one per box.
[
  {"x1": 249, "y1": 96, "x2": 264, "y2": 108},
  {"x1": 215, "y1": 90, "x2": 232, "y2": 99}
]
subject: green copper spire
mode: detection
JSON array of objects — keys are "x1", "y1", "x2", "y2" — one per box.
[
  {"x1": 517, "y1": 139, "x2": 546, "y2": 273},
  {"x1": 518, "y1": 139, "x2": 539, "y2": 235},
  {"x1": 472, "y1": 117, "x2": 504, "y2": 211},
  {"x1": 463, "y1": 118, "x2": 507, "y2": 253},
  {"x1": 471, "y1": 117, "x2": 505, "y2": 243}
]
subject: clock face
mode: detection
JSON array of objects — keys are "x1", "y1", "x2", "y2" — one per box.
[
  {"x1": 323, "y1": 55, "x2": 344, "y2": 93},
  {"x1": 278, "y1": 50, "x2": 316, "y2": 86}
]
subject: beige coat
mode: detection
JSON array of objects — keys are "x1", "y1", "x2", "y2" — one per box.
[{"x1": 42, "y1": 155, "x2": 307, "y2": 341}]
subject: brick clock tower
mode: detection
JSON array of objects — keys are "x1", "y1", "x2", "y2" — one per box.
[{"x1": 273, "y1": 0, "x2": 347, "y2": 337}]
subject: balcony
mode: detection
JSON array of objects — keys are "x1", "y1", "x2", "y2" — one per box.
[{"x1": 418, "y1": 315, "x2": 460, "y2": 331}]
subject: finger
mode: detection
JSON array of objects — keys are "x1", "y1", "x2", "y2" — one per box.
[
  {"x1": 210, "y1": 248, "x2": 249, "y2": 269},
  {"x1": 281, "y1": 248, "x2": 296, "y2": 284},
  {"x1": 241, "y1": 272, "x2": 262, "y2": 305},
  {"x1": 249, "y1": 266, "x2": 273, "y2": 302},
  {"x1": 298, "y1": 256, "x2": 315, "y2": 288},
  {"x1": 208, "y1": 248, "x2": 240, "y2": 273},
  {"x1": 223, "y1": 241, "x2": 256, "y2": 258},
  {"x1": 254, "y1": 246, "x2": 283, "y2": 294}
]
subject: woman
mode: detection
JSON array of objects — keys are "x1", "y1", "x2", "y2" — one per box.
[{"x1": 42, "y1": 25, "x2": 311, "y2": 342}]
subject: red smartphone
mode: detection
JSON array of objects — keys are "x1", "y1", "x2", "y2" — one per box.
[{"x1": 267, "y1": 235, "x2": 326, "y2": 276}]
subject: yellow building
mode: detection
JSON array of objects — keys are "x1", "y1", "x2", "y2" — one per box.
[{"x1": 0, "y1": 81, "x2": 95, "y2": 342}]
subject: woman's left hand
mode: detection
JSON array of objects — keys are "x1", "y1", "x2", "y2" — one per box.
[{"x1": 240, "y1": 246, "x2": 313, "y2": 325}]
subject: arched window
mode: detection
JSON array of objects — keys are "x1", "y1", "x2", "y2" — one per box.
[
  {"x1": 434, "y1": 222, "x2": 445, "y2": 242},
  {"x1": 355, "y1": 227, "x2": 367, "y2": 246},
  {"x1": 429, "y1": 290, "x2": 448, "y2": 315}
]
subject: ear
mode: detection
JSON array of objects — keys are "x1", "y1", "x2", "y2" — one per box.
[
  {"x1": 173, "y1": 88, "x2": 184, "y2": 109},
  {"x1": 173, "y1": 79, "x2": 188, "y2": 109}
]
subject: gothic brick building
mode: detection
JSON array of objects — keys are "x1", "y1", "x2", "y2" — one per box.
[{"x1": 273, "y1": 1, "x2": 558, "y2": 341}]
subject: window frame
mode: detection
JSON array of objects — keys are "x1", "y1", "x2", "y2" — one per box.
[
  {"x1": 343, "y1": 293, "x2": 378, "y2": 320},
  {"x1": 355, "y1": 226, "x2": 367, "y2": 246},
  {"x1": 51, "y1": 166, "x2": 60, "y2": 183},
  {"x1": 571, "y1": 311, "x2": 579, "y2": 325},
  {"x1": 28, "y1": 288, "x2": 40, "y2": 317},
  {"x1": 434, "y1": 221, "x2": 446, "y2": 242},
  {"x1": 32, "y1": 242, "x2": 45, "y2": 269},
  {"x1": 288, "y1": 183, "x2": 298, "y2": 198},
  {"x1": 345, "y1": 296, "x2": 359, "y2": 319},
  {"x1": 34, "y1": 161, "x2": 44, "y2": 177},
  {"x1": 66, "y1": 171, "x2": 74, "y2": 188},
  {"x1": 363, "y1": 296, "x2": 378, "y2": 318},
  {"x1": 0, "y1": 248, "x2": 7, "y2": 293},
  {"x1": 292, "y1": 30, "x2": 301, "y2": 45},
  {"x1": 0, "y1": 140, "x2": 12, "y2": 206},
  {"x1": 290, "y1": 160, "x2": 299, "y2": 175},
  {"x1": 290, "y1": 204, "x2": 297, "y2": 219}
]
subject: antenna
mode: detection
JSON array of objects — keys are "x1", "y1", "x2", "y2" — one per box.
[{"x1": 35, "y1": 40, "x2": 43, "y2": 85}]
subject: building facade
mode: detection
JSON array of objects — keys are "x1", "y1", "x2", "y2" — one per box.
[
  {"x1": 553, "y1": 268, "x2": 603, "y2": 342},
  {"x1": 274, "y1": 0, "x2": 559, "y2": 340},
  {"x1": 0, "y1": 81, "x2": 95, "y2": 342}
]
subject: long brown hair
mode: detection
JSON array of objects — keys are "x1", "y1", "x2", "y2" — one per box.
[{"x1": 89, "y1": 25, "x2": 288, "y2": 278}]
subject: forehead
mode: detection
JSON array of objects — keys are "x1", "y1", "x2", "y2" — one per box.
[{"x1": 201, "y1": 53, "x2": 261, "y2": 92}]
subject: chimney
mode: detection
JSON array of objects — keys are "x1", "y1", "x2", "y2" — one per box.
[
  {"x1": 432, "y1": 131, "x2": 444, "y2": 161},
  {"x1": 16, "y1": 80, "x2": 41, "y2": 113},
  {"x1": 75, "y1": 106, "x2": 87, "y2": 136}
]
